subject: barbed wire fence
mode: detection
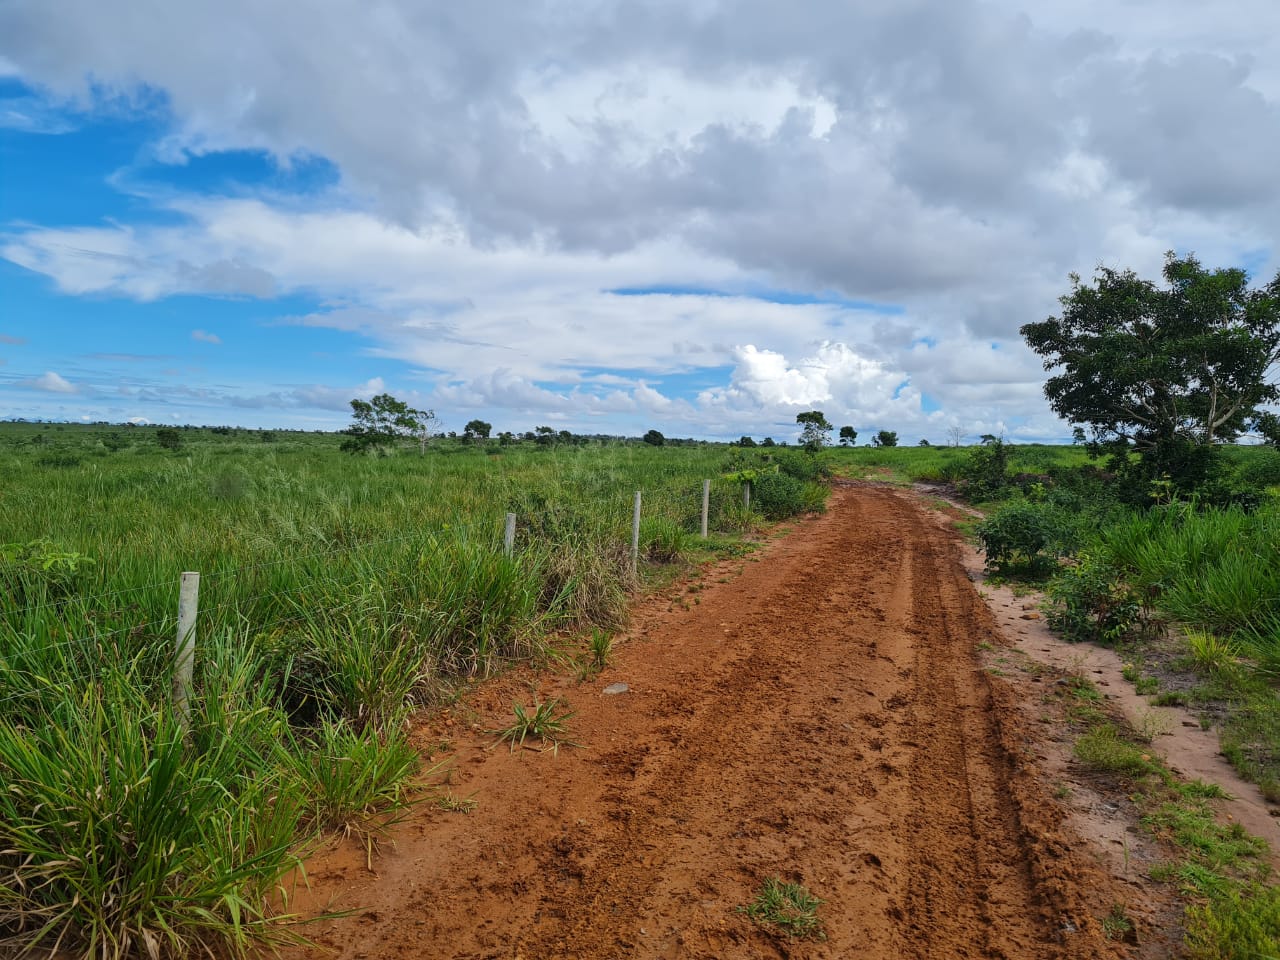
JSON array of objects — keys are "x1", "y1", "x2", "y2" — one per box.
[{"x1": 1, "y1": 477, "x2": 753, "y2": 718}]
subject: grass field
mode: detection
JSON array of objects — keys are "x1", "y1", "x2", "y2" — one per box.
[{"x1": 4, "y1": 421, "x2": 1278, "y2": 957}]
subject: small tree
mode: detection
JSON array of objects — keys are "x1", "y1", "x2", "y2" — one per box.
[
  {"x1": 761, "y1": 437, "x2": 776, "y2": 447},
  {"x1": 796, "y1": 411, "x2": 833, "y2": 452},
  {"x1": 155, "y1": 427, "x2": 182, "y2": 450},
  {"x1": 872, "y1": 430, "x2": 898, "y2": 447},
  {"x1": 642, "y1": 429, "x2": 665, "y2": 446},
  {"x1": 737, "y1": 435, "x2": 757, "y2": 447},
  {"x1": 946, "y1": 425, "x2": 965, "y2": 447},
  {"x1": 463, "y1": 419, "x2": 492, "y2": 441},
  {"x1": 838, "y1": 426, "x2": 857, "y2": 446},
  {"x1": 340, "y1": 393, "x2": 431, "y2": 454}
]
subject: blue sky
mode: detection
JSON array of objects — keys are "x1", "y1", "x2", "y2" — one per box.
[{"x1": 3, "y1": 1, "x2": 1279, "y2": 441}]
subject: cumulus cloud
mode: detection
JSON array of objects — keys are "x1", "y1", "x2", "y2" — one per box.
[{"x1": 26, "y1": 370, "x2": 77, "y2": 393}]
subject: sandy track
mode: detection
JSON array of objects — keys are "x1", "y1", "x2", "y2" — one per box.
[{"x1": 283, "y1": 484, "x2": 1121, "y2": 959}]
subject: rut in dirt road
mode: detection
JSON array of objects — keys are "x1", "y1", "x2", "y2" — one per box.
[{"x1": 284, "y1": 485, "x2": 1118, "y2": 960}]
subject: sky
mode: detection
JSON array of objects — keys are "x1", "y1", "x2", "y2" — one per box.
[{"x1": 2, "y1": 1, "x2": 1279, "y2": 443}]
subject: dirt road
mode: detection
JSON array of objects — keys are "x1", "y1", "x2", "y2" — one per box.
[{"x1": 285, "y1": 484, "x2": 1122, "y2": 959}]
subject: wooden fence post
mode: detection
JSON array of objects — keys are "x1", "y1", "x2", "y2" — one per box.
[
  {"x1": 174, "y1": 571, "x2": 199, "y2": 729},
  {"x1": 631, "y1": 490, "x2": 642, "y2": 575},
  {"x1": 743, "y1": 480, "x2": 751, "y2": 512},
  {"x1": 504, "y1": 512, "x2": 516, "y2": 556},
  {"x1": 700, "y1": 479, "x2": 710, "y2": 539}
]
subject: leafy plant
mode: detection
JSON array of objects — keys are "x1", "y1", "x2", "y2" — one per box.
[
  {"x1": 976, "y1": 501, "x2": 1072, "y2": 575},
  {"x1": 740, "y1": 877, "x2": 825, "y2": 941},
  {"x1": 0, "y1": 539, "x2": 95, "y2": 604},
  {"x1": 280, "y1": 717, "x2": 421, "y2": 835},
  {"x1": 1101, "y1": 904, "x2": 1133, "y2": 941},
  {"x1": 750, "y1": 472, "x2": 807, "y2": 520},
  {"x1": 961, "y1": 436, "x2": 1011, "y2": 500},
  {"x1": 1045, "y1": 552, "x2": 1140, "y2": 644},
  {"x1": 0, "y1": 673, "x2": 303, "y2": 960}
]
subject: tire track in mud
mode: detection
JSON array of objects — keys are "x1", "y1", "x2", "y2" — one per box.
[{"x1": 282, "y1": 485, "x2": 1120, "y2": 960}]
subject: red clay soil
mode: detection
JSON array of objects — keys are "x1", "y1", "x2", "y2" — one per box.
[{"x1": 280, "y1": 484, "x2": 1129, "y2": 960}]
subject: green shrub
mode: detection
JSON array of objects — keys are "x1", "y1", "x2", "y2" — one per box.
[
  {"x1": 799, "y1": 480, "x2": 829, "y2": 514},
  {"x1": 1046, "y1": 553, "x2": 1141, "y2": 644},
  {"x1": 975, "y1": 501, "x2": 1072, "y2": 574},
  {"x1": 774, "y1": 451, "x2": 830, "y2": 482},
  {"x1": 961, "y1": 438, "x2": 1011, "y2": 500},
  {"x1": 281, "y1": 718, "x2": 420, "y2": 833},
  {"x1": 751, "y1": 473, "x2": 807, "y2": 520},
  {"x1": 0, "y1": 539, "x2": 96, "y2": 609},
  {"x1": 1233, "y1": 450, "x2": 1280, "y2": 489}
]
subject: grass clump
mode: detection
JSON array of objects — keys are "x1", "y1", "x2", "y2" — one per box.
[
  {"x1": 1074, "y1": 724, "x2": 1159, "y2": 776},
  {"x1": 1101, "y1": 904, "x2": 1134, "y2": 941},
  {"x1": 0, "y1": 669, "x2": 303, "y2": 959},
  {"x1": 740, "y1": 877, "x2": 825, "y2": 941},
  {"x1": 589, "y1": 629, "x2": 613, "y2": 671},
  {"x1": 493, "y1": 698, "x2": 577, "y2": 754},
  {"x1": 280, "y1": 717, "x2": 422, "y2": 835},
  {"x1": 1185, "y1": 882, "x2": 1280, "y2": 960}
]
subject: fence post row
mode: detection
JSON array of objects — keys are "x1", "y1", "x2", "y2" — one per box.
[
  {"x1": 167, "y1": 485, "x2": 726, "y2": 716},
  {"x1": 173, "y1": 571, "x2": 199, "y2": 729}
]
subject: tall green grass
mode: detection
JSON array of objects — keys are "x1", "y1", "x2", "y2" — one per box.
[{"x1": 1098, "y1": 503, "x2": 1280, "y2": 658}]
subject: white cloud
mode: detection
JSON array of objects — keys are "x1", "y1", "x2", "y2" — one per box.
[
  {"x1": 26, "y1": 370, "x2": 77, "y2": 393},
  {"x1": 191, "y1": 328, "x2": 221, "y2": 344}
]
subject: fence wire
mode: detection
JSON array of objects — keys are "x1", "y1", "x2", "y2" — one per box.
[{"x1": 0, "y1": 479, "x2": 747, "y2": 677}]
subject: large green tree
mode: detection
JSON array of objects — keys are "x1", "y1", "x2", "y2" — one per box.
[
  {"x1": 340, "y1": 394, "x2": 434, "y2": 454},
  {"x1": 796, "y1": 410, "x2": 833, "y2": 451},
  {"x1": 1021, "y1": 254, "x2": 1280, "y2": 484},
  {"x1": 872, "y1": 430, "x2": 898, "y2": 447},
  {"x1": 463, "y1": 419, "x2": 492, "y2": 441}
]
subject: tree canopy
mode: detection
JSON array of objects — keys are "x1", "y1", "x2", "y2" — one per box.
[
  {"x1": 872, "y1": 430, "x2": 898, "y2": 447},
  {"x1": 796, "y1": 411, "x2": 833, "y2": 451},
  {"x1": 838, "y1": 426, "x2": 857, "y2": 446},
  {"x1": 340, "y1": 393, "x2": 433, "y2": 454},
  {"x1": 1022, "y1": 255, "x2": 1280, "y2": 468},
  {"x1": 463, "y1": 419, "x2": 492, "y2": 441}
]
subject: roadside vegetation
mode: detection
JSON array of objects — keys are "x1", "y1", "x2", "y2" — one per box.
[
  {"x1": 955, "y1": 252, "x2": 1280, "y2": 959},
  {"x1": 0, "y1": 421, "x2": 831, "y2": 958}
]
